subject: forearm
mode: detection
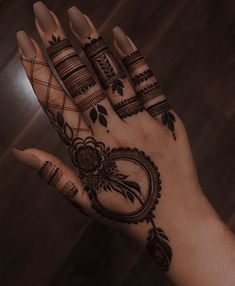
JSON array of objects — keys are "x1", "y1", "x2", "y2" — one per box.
[{"x1": 130, "y1": 186, "x2": 235, "y2": 286}]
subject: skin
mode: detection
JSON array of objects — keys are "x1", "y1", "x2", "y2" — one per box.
[{"x1": 14, "y1": 1, "x2": 235, "y2": 285}]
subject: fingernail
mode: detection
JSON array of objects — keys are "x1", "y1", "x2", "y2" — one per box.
[
  {"x1": 34, "y1": 1, "x2": 57, "y2": 34},
  {"x1": 68, "y1": 6, "x2": 91, "y2": 38},
  {"x1": 12, "y1": 149, "x2": 41, "y2": 169},
  {"x1": 113, "y1": 26, "x2": 132, "y2": 54},
  {"x1": 16, "y1": 31, "x2": 36, "y2": 58}
]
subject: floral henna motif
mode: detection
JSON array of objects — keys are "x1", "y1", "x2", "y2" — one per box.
[{"x1": 47, "y1": 110, "x2": 172, "y2": 270}]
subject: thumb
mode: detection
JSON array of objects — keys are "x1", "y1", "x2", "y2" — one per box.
[{"x1": 12, "y1": 148, "x2": 87, "y2": 215}]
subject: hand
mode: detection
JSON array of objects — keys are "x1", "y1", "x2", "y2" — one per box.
[{"x1": 13, "y1": 2, "x2": 224, "y2": 278}]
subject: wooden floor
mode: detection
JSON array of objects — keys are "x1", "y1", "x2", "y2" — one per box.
[{"x1": 0, "y1": 0, "x2": 234, "y2": 285}]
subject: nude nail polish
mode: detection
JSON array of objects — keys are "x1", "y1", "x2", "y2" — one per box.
[
  {"x1": 12, "y1": 149, "x2": 41, "y2": 169},
  {"x1": 113, "y1": 26, "x2": 132, "y2": 54},
  {"x1": 16, "y1": 31, "x2": 36, "y2": 58},
  {"x1": 33, "y1": 1, "x2": 57, "y2": 34},
  {"x1": 68, "y1": 6, "x2": 91, "y2": 38}
]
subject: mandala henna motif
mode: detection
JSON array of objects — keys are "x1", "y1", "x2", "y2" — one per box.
[{"x1": 47, "y1": 110, "x2": 172, "y2": 270}]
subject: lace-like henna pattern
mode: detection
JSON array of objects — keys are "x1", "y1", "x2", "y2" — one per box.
[
  {"x1": 84, "y1": 37, "x2": 126, "y2": 96},
  {"x1": 147, "y1": 100, "x2": 176, "y2": 140},
  {"x1": 47, "y1": 35, "x2": 108, "y2": 127},
  {"x1": 48, "y1": 110, "x2": 172, "y2": 270}
]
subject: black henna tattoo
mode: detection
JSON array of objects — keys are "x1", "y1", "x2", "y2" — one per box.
[
  {"x1": 146, "y1": 100, "x2": 176, "y2": 140},
  {"x1": 77, "y1": 90, "x2": 106, "y2": 112},
  {"x1": 139, "y1": 82, "x2": 162, "y2": 105},
  {"x1": 47, "y1": 35, "x2": 108, "y2": 129},
  {"x1": 132, "y1": 69, "x2": 154, "y2": 86},
  {"x1": 90, "y1": 104, "x2": 108, "y2": 127},
  {"x1": 84, "y1": 37, "x2": 126, "y2": 95},
  {"x1": 39, "y1": 161, "x2": 62, "y2": 187},
  {"x1": 48, "y1": 110, "x2": 172, "y2": 270},
  {"x1": 114, "y1": 94, "x2": 144, "y2": 119},
  {"x1": 146, "y1": 220, "x2": 172, "y2": 271},
  {"x1": 63, "y1": 180, "x2": 79, "y2": 199},
  {"x1": 122, "y1": 48, "x2": 177, "y2": 140},
  {"x1": 39, "y1": 160, "x2": 87, "y2": 216},
  {"x1": 122, "y1": 50, "x2": 145, "y2": 72}
]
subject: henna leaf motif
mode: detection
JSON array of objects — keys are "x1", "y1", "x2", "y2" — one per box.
[
  {"x1": 90, "y1": 105, "x2": 108, "y2": 127},
  {"x1": 161, "y1": 111, "x2": 176, "y2": 140},
  {"x1": 97, "y1": 54, "x2": 115, "y2": 78},
  {"x1": 97, "y1": 104, "x2": 108, "y2": 115},
  {"x1": 48, "y1": 34, "x2": 61, "y2": 46},
  {"x1": 146, "y1": 226, "x2": 172, "y2": 271},
  {"x1": 99, "y1": 114, "x2": 107, "y2": 127},
  {"x1": 112, "y1": 79, "x2": 124, "y2": 96},
  {"x1": 90, "y1": 107, "x2": 98, "y2": 123},
  {"x1": 64, "y1": 123, "x2": 73, "y2": 140},
  {"x1": 124, "y1": 180, "x2": 141, "y2": 193},
  {"x1": 57, "y1": 112, "x2": 65, "y2": 128}
]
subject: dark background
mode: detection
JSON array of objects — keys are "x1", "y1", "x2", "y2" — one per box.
[{"x1": 0, "y1": 0, "x2": 234, "y2": 285}]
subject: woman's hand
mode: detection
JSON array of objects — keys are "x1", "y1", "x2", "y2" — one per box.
[{"x1": 14, "y1": 2, "x2": 235, "y2": 285}]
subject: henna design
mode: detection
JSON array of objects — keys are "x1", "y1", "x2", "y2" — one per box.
[
  {"x1": 84, "y1": 37, "x2": 126, "y2": 95},
  {"x1": 132, "y1": 69, "x2": 154, "y2": 86},
  {"x1": 122, "y1": 49, "x2": 177, "y2": 140},
  {"x1": 47, "y1": 35, "x2": 108, "y2": 128},
  {"x1": 146, "y1": 100, "x2": 176, "y2": 140},
  {"x1": 39, "y1": 160, "x2": 87, "y2": 216},
  {"x1": 146, "y1": 220, "x2": 172, "y2": 271},
  {"x1": 21, "y1": 56, "x2": 90, "y2": 136},
  {"x1": 139, "y1": 82, "x2": 162, "y2": 105},
  {"x1": 48, "y1": 110, "x2": 172, "y2": 270},
  {"x1": 90, "y1": 104, "x2": 108, "y2": 127},
  {"x1": 63, "y1": 181, "x2": 79, "y2": 199},
  {"x1": 114, "y1": 94, "x2": 144, "y2": 119},
  {"x1": 122, "y1": 50, "x2": 145, "y2": 72},
  {"x1": 39, "y1": 161, "x2": 62, "y2": 187},
  {"x1": 77, "y1": 90, "x2": 106, "y2": 112},
  {"x1": 48, "y1": 34, "x2": 61, "y2": 46}
]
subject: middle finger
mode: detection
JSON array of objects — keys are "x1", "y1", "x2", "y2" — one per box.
[{"x1": 68, "y1": 6, "x2": 144, "y2": 120}]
